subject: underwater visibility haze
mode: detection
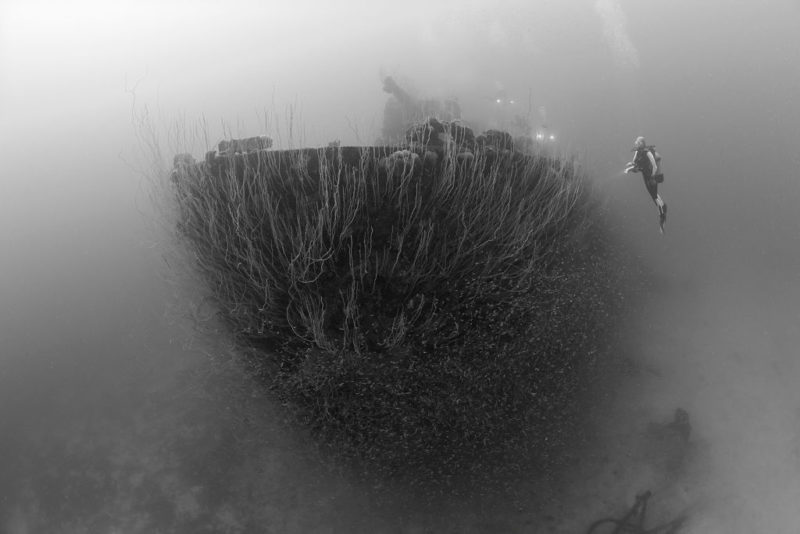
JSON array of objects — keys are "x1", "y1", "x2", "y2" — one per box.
[{"x1": 1, "y1": 0, "x2": 800, "y2": 532}]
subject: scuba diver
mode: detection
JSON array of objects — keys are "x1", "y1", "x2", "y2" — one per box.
[{"x1": 625, "y1": 136, "x2": 668, "y2": 233}]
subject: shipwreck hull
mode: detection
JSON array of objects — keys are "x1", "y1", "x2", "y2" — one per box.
[{"x1": 167, "y1": 129, "x2": 620, "y2": 486}]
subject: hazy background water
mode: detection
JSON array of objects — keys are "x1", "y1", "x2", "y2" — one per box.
[{"x1": 1, "y1": 1, "x2": 799, "y2": 532}]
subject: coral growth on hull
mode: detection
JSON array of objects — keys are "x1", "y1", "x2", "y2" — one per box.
[{"x1": 169, "y1": 121, "x2": 625, "y2": 486}]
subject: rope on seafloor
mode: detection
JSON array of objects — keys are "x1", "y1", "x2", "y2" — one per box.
[{"x1": 585, "y1": 491, "x2": 687, "y2": 534}]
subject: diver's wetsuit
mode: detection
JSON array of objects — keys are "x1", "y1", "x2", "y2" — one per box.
[
  {"x1": 631, "y1": 147, "x2": 667, "y2": 231},
  {"x1": 633, "y1": 148, "x2": 659, "y2": 201}
]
